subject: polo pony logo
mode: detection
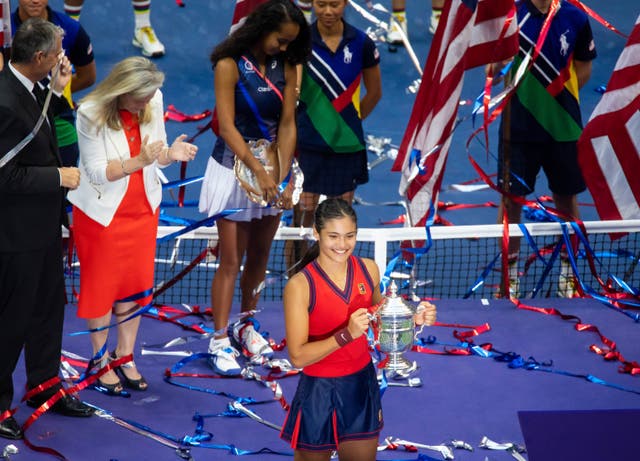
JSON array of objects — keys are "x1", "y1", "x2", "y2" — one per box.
[
  {"x1": 559, "y1": 29, "x2": 570, "y2": 56},
  {"x1": 343, "y1": 45, "x2": 353, "y2": 64}
]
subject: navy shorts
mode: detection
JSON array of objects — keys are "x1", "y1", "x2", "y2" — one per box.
[
  {"x1": 298, "y1": 149, "x2": 369, "y2": 196},
  {"x1": 497, "y1": 140, "x2": 586, "y2": 196},
  {"x1": 280, "y1": 362, "x2": 383, "y2": 451}
]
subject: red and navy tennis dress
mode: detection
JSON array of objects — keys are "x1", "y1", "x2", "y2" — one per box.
[{"x1": 280, "y1": 255, "x2": 383, "y2": 451}]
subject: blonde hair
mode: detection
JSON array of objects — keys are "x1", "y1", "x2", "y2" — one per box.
[{"x1": 80, "y1": 56, "x2": 165, "y2": 131}]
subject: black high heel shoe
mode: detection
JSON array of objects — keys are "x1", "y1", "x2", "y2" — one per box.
[
  {"x1": 92, "y1": 354, "x2": 125, "y2": 396},
  {"x1": 110, "y1": 351, "x2": 148, "y2": 391}
]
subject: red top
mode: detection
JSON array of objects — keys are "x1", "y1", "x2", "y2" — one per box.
[
  {"x1": 301, "y1": 255, "x2": 375, "y2": 377},
  {"x1": 73, "y1": 110, "x2": 158, "y2": 318}
]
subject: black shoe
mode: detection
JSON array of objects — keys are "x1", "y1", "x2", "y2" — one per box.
[
  {"x1": 110, "y1": 351, "x2": 148, "y2": 391},
  {"x1": 0, "y1": 416, "x2": 23, "y2": 440},
  {"x1": 26, "y1": 394, "x2": 94, "y2": 417},
  {"x1": 92, "y1": 377, "x2": 127, "y2": 397}
]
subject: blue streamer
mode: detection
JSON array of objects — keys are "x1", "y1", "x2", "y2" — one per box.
[
  {"x1": 68, "y1": 302, "x2": 153, "y2": 336},
  {"x1": 156, "y1": 208, "x2": 242, "y2": 244},
  {"x1": 463, "y1": 252, "x2": 500, "y2": 298},
  {"x1": 162, "y1": 176, "x2": 204, "y2": 191},
  {"x1": 408, "y1": 148, "x2": 427, "y2": 175}
]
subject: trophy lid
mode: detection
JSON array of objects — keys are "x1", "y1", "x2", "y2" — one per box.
[{"x1": 378, "y1": 280, "x2": 415, "y2": 317}]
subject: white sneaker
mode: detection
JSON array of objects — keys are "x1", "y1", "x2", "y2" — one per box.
[
  {"x1": 232, "y1": 320, "x2": 274, "y2": 360},
  {"x1": 494, "y1": 259, "x2": 520, "y2": 299},
  {"x1": 208, "y1": 337, "x2": 242, "y2": 376},
  {"x1": 387, "y1": 16, "x2": 408, "y2": 45},
  {"x1": 494, "y1": 278, "x2": 520, "y2": 299},
  {"x1": 132, "y1": 26, "x2": 165, "y2": 57},
  {"x1": 557, "y1": 260, "x2": 577, "y2": 298},
  {"x1": 508, "y1": 278, "x2": 521, "y2": 299},
  {"x1": 429, "y1": 9, "x2": 442, "y2": 35}
]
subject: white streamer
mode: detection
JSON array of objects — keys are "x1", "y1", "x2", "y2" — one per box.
[{"x1": 0, "y1": 62, "x2": 61, "y2": 169}]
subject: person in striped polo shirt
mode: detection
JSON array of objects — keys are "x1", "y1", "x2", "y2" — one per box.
[
  {"x1": 292, "y1": 0, "x2": 382, "y2": 259},
  {"x1": 491, "y1": 0, "x2": 597, "y2": 298}
]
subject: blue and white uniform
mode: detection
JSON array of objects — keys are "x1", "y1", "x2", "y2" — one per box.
[{"x1": 199, "y1": 53, "x2": 285, "y2": 221}]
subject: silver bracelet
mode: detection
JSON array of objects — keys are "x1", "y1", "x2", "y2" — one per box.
[{"x1": 121, "y1": 159, "x2": 130, "y2": 176}]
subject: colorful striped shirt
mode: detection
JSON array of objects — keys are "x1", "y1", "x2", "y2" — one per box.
[
  {"x1": 509, "y1": 0, "x2": 596, "y2": 143},
  {"x1": 297, "y1": 21, "x2": 379, "y2": 154}
]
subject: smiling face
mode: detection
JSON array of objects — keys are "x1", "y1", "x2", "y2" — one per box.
[
  {"x1": 314, "y1": 215, "x2": 358, "y2": 265},
  {"x1": 313, "y1": 0, "x2": 347, "y2": 29},
  {"x1": 260, "y1": 21, "x2": 300, "y2": 56},
  {"x1": 18, "y1": 0, "x2": 48, "y2": 20}
]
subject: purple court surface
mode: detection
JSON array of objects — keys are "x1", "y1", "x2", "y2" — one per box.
[
  {"x1": 4, "y1": 1, "x2": 639, "y2": 460},
  {"x1": 9, "y1": 298, "x2": 640, "y2": 460}
]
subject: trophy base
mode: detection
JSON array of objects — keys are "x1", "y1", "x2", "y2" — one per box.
[{"x1": 384, "y1": 354, "x2": 419, "y2": 377}]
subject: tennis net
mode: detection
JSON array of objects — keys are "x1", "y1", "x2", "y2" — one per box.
[{"x1": 64, "y1": 219, "x2": 640, "y2": 305}]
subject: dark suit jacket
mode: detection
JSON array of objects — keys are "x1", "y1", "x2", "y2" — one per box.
[{"x1": 0, "y1": 67, "x2": 70, "y2": 252}]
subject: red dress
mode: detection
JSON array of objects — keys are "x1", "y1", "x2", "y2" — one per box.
[
  {"x1": 301, "y1": 255, "x2": 374, "y2": 377},
  {"x1": 73, "y1": 110, "x2": 159, "y2": 318}
]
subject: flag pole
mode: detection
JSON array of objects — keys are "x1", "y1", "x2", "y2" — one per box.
[
  {"x1": 499, "y1": 77, "x2": 513, "y2": 299},
  {"x1": 1, "y1": 0, "x2": 13, "y2": 65}
]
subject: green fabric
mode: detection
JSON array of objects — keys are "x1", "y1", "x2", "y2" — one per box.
[
  {"x1": 515, "y1": 63, "x2": 583, "y2": 142},
  {"x1": 299, "y1": 71, "x2": 364, "y2": 153},
  {"x1": 54, "y1": 117, "x2": 78, "y2": 147}
]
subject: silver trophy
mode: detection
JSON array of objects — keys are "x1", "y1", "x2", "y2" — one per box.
[
  {"x1": 373, "y1": 280, "x2": 417, "y2": 374},
  {"x1": 234, "y1": 139, "x2": 303, "y2": 207},
  {"x1": 234, "y1": 139, "x2": 279, "y2": 206}
]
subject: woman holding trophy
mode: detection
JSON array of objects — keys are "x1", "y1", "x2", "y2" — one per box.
[
  {"x1": 198, "y1": 0, "x2": 310, "y2": 375},
  {"x1": 281, "y1": 198, "x2": 437, "y2": 460}
]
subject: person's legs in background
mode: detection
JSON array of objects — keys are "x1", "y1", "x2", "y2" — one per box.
[
  {"x1": 63, "y1": 0, "x2": 165, "y2": 57},
  {"x1": 387, "y1": 0, "x2": 408, "y2": 45},
  {"x1": 387, "y1": 0, "x2": 444, "y2": 45},
  {"x1": 131, "y1": 0, "x2": 165, "y2": 57},
  {"x1": 297, "y1": 0, "x2": 313, "y2": 23},
  {"x1": 430, "y1": 0, "x2": 444, "y2": 34},
  {"x1": 207, "y1": 218, "x2": 245, "y2": 375}
]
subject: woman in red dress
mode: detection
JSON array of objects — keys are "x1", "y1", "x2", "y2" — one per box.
[
  {"x1": 67, "y1": 57, "x2": 198, "y2": 394},
  {"x1": 281, "y1": 198, "x2": 437, "y2": 460}
]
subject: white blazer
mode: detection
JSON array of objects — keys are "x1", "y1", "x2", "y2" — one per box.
[{"x1": 68, "y1": 90, "x2": 168, "y2": 227}]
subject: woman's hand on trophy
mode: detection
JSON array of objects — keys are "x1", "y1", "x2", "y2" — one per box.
[
  {"x1": 255, "y1": 168, "x2": 279, "y2": 205},
  {"x1": 348, "y1": 308, "x2": 371, "y2": 339},
  {"x1": 168, "y1": 134, "x2": 198, "y2": 162},
  {"x1": 139, "y1": 135, "x2": 165, "y2": 165},
  {"x1": 414, "y1": 301, "x2": 437, "y2": 326},
  {"x1": 276, "y1": 181, "x2": 294, "y2": 209}
]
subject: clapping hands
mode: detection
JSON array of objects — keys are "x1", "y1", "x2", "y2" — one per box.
[
  {"x1": 139, "y1": 135, "x2": 165, "y2": 165},
  {"x1": 167, "y1": 134, "x2": 198, "y2": 162}
]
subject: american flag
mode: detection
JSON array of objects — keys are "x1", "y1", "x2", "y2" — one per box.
[
  {"x1": 1, "y1": 0, "x2": 12, "y2": 58},
  {"x1": 230, "y1": 0, "x2": 268, "y2": 33},
  {"x1": 392, "y1": 0, "x2": 518, "y2": 226},
  {"x1": 577, "y1": 14, "x2": 640, "y2": 222}
]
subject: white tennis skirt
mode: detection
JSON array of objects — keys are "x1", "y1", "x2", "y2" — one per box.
[{"x1": 198, "y1": 156, "x2": 281, "y2": 222}]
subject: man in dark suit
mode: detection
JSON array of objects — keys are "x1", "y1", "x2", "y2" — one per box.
[{"x1": 0, "y1": 17, "x2": 93, "y2": 441}]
